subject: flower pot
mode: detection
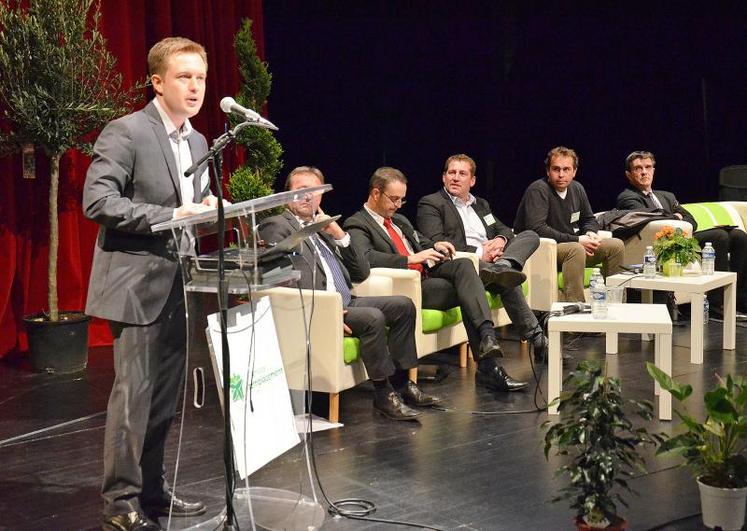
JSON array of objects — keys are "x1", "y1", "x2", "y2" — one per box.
[
  {"x1": 661, "y1": 259, "x2": 683, "y2": 277},
  {"x1": 697, "y1": 477, "x2": 747, "y2": 530},
  {"x1": 574, "y1": 515, "x2": 628, "y2": 530},
  {"x1": 23, "y1": 311, "x2": 90, "y2": 373}
]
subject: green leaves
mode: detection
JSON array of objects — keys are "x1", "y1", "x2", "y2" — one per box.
[
  {"x1": 0, "y1": 0, "x2": 141, "y2": 156},
  {"x1": 228, "y1": 18, "x2": 283, "y2": 207},
  {"x1": 543, "y1": 360, "x2": 658, "y2": 521},
  {"x1": 645, "y1": 362, "x2": 747, "y2": 488}
]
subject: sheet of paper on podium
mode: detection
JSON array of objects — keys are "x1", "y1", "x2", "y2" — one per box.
[{"x1": 207, "y1": 299, "x2": 300, "y2": 478}]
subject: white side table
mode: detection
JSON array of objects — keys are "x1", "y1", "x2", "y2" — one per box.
[
  {"x1": 547, "y1": 303, "x2": 672, "y2": 420},
  {"x1": 606, "y1": 271, "x2": 737, "y2": 364}
]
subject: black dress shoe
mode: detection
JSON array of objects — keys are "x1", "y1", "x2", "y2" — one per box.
[
  {"x1": 522, "y1": 326, "x2": 548, "y2": 363},
  {"x1": 480, "y1": 262, "x2": 526, "y2": 291},
  {"x1": 142, "y1": 491, "x2": 206, "y2": 518},
  {"x1": 373, "y1": 391, "x2": 421, "y2": 420},
  {"x1": 102, "y1": 511, "x2": 161, "y2": 531},
  {"x1": 397, "y1": 380, "x2": 441, "y2": 407},
  {"x1": 477, "y1": 335, "x2": 504, "y2": 360},
  {"x1": 475, "y1": 364, "x2": 529, "y2": 392}
]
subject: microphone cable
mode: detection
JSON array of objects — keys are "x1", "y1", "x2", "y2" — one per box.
[{"x1": 296, "y1": 248, "x2": 446, "y2": 531}]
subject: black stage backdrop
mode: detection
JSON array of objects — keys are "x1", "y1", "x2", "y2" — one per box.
[{"x1": 264, "y1": 2, "x2": 747, "y2": 222}]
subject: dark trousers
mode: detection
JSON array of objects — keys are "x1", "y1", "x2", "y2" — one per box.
[
  {"x1": 345, "y1": 295, "x2": 418, "y2": 380},
  {"x1": 422, "y1": 257, "x2": 493, "y2": 360},
  {"x1": 695, "y1": 227, "x2": 747, "y2": 308},
  {"x1": 479, "y1": 230, "x2": 539, "y2": 336},
  {"x1": 102, "y1": 278, "x2": 186, "y2": 516}
]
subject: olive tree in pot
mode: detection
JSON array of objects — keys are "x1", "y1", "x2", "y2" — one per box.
[
  {"x1": 647, "y1": 363, "x2": 747, "y2": 531},
  {"x1": 0, "y1": 0, "x2": 137, "y2": 372},
  {"x1": 544, "y1": 361, "x2": 661, "y2": 530}
]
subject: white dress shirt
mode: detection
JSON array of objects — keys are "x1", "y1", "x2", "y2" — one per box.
[
  {"x1": 364, "y1": 204, "x2": 415, "y2": 254},
  {"x1": 152, "y1": 98, "x2": 206, "y2": 208}
]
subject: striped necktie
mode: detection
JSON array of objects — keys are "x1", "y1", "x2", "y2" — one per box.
[{"x1": 312, "y1": 234, "x2": 352, "y2": 307}]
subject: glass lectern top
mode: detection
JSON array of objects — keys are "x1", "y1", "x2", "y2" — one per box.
[{"x1": 150, "y1": 184, "x2": 332, "y2": 233}]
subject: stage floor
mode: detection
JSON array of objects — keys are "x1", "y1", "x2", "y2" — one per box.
[{"x1": 2, "y1": 315, "x2": 744, "y2": 530}]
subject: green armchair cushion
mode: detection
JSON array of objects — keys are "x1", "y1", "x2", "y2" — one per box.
[{"x1": 682, "y1": 202, "x2": 740, "y2": 232}]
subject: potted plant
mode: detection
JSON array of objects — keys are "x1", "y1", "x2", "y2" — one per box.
[
  {"x1": 647, "y1": 363, "x2": 747, "y2": 531},
  {"x1": 543, "y1": 361, "x2": 661, "y2": 529},
  {"x1": 652, "y1": 225, "x2": 701, "y2": 276},
  {"x1": 0, "y1": 0, "x2": 138, "y2": 372},
  {"x1": 227, "y1": 18, "x2": 283, "y2": 219}
]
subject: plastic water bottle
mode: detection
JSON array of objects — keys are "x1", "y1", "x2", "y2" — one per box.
[
  {"x1": 703, "y1": 297, "x2": 709, "y2": 326},
  {"x1": 643, "y1": 246, "x2": 657, "y2": 278},
  {"x1": 702, "y1": 242, "x2": 715, "y2": 275},
  {"x1": 590, "y1": 267, "x2": 603, "y2": 287},
  {"x1": 591, "y1": 272, "x2": 608, "y2": 319}
]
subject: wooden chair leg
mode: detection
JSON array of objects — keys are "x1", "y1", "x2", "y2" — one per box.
[
  {"x1": 459, "y1": 342, "x2": 468, "y2": 368},
  {"x1": 328, "y1": 393, "x2": 339, "y2": 423},
  {"x1": 519, "y1": 338, "x2": 529, "y2": 357},
  {"x1": 408, "y1": 367, "x2": 418, "y2": 383}
]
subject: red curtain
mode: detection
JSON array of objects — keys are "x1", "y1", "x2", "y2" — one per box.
[{"x1": 0, "y1": 0, "x2": 264, "y2": 358}]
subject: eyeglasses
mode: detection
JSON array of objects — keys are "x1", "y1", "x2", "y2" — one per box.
[{"x1": 379, "y1": 190, "x2": 407, "y2": 206}]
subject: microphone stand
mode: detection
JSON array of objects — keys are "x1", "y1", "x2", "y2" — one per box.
[{"x1": 184, "y1": 120, "x2": 253, "y2": 530}]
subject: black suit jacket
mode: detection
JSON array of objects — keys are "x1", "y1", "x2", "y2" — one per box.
[
  {"x1": 616, "y1": 186, "x2": 698, "y2": 231},
  {"x1": 258, "y1": 210, "x2": 369, "y2": 290},
  {"x1": 417, "y1": 188, "x2": 514, "y2": 252},
  {"x1": 344, "y1": 209, "x2": 434, "y2": 269}
]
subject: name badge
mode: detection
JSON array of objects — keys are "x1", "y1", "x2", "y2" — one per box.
[
  {"x1": 570, "y1": 211, "x2": 580, "y2": 223},
  {"x1": 483, "y1": 214, "x2": 496, "y2": 226}
]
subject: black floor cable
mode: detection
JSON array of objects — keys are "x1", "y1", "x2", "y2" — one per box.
[{"x1": 295, "y1": 254, "x2": 446, "y2": 531}]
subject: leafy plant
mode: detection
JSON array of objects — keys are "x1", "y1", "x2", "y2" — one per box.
[
  {"x1": 0, "y1": 0, "x2": 140, "y2": 320},
  {"x1": 543, "y1": 361, "x2": 661, "y2": 527},
  {"x1": 647, "y1": 363, "x2": 747, "y2": 488},
  {"x1": 227, "y1": 18, "x2": 283, "y2": 218},
  {"x1": 653, "y1": 225, "x2": 701, "y2": 267}
]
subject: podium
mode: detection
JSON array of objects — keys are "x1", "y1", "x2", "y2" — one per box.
[{"x1": 151, "y1": 186, "x2": 331, "y2": 530}]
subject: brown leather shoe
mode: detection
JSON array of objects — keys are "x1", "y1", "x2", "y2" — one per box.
[
  {"x1": 102, "y1": 511, "x2": 161, "y2": 531},
  {"x1": 397, "y1": 380, "x2": 441, "y2": 407},
  {"x1": 373, "y1": 391, "x2": 421, "y2": 420}
]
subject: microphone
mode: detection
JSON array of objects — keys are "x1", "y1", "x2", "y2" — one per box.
[
  {"x1": 561, "y1": 303, "x2": 591, "y2": 315},
  {"x1": 219, "y1": 96, "x2": 278, "y2": 130}
]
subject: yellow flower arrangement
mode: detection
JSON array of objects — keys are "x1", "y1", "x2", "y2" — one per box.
[{"x1": 653, "y1": 226, "x2": 701, "y2": 266}]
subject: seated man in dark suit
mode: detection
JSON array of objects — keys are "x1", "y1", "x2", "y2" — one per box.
[
  {"x1": 344, "y1": 166, "x2": 528, "y2": 393},
  {"x1": 616, "y1": 150, "x2": 747, "y2": 315},
  {"x1": 417, "y1": 153, "x2": 547, "y2": 357},
  {"x1": 514, "y1": 146, "x2": 625, "y2": 303},
  {"x1": 259, "y1": 166, "x2": 440, "y2": 421}
]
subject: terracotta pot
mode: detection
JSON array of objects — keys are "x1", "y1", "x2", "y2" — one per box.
[{"x1": 574, "y1": 515, "x2": 628, "y2": 530}]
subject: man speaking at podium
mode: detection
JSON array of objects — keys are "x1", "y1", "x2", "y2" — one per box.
[
  {"x1": 83, "y1": 37, "x2": 216, "y2": 530},
  {"x1": 260, "y1": 166, "x2": 440, "y2": 421}
]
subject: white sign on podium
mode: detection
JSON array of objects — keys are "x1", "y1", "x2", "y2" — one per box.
[{"x1": 206, "y1": 298, "x2": 300, "y2": 478}]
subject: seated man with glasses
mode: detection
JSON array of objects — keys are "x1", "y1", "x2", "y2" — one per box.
[
  {"x1": 344, "y1": 166, "x2": 528, "y2": 393},
  {"x1": 259, "y1": 166, "x2": 441, "y2": 421},
  {"x1": 617, "y1": 150, "x2": 747, "y2": 318}
]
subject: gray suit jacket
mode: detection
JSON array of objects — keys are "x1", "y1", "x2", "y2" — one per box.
[
  {"x1": 258, "y1": 210, "x2": 370, "y2": 289},
  {"x1": 83, "y1": 101, "x2": 210, "y2": 325}
]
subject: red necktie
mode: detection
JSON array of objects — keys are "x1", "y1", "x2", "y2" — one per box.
[{"x1": 383, "y1": 218, "x2": 424, "y2": 274}]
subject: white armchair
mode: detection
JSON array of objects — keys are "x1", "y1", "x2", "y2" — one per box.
[
  {"x1": 370, "y1": 251, "x2": 519, "y2": 368},
  {"x1": 259, "y1": 274, "x2": 393, "y2": 423}
]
